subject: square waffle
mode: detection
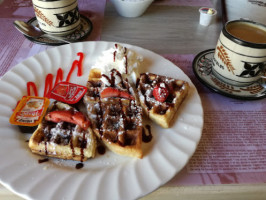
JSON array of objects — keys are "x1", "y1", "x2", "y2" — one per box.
[
  {"x1": 83, "y1": 68, "x2": 143, "y2": 158},
  {"x1": 28, "y1": 101, "x2": 97, "y2": 161},
  {"x1": 137, "y1": 72, "x2": 189, "y2": 128}
]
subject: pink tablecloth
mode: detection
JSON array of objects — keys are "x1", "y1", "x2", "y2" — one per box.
[{"x1": 163, "y1": 54, "x2": 266, "y2": 186}]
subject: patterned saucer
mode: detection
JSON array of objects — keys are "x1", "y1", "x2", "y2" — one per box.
[
  {"x1": 25, "y1": 14, "x2": 93, "y2": 46},
  {"x1": 193, "y1": 49, "x2": 266, "y2": 100}
]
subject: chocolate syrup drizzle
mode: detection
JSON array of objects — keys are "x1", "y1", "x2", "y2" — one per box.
[
  {"x1": 113, "y1": 51, "x2": 117, "y2": 62},
  {"x1": 142, "y1": 125, "x2": 152, "y2": 143},
  {"x1": 114, "y1": 43, "x2": 128, "y2": 74},
  {"x1": 124, "y1": 47, "x2": 128, "y2": 74},
  {"x1": 80, "y1": 131, "x2": 87, "y2": 162},
  {"x1": 38, "y1": 158, "x2": 49, "y2": 164},
  {"x1": 105, "y1": 69, "x2": 124, "y2": 87},
  {"x1": 41, "y1": 103, "x2": 88, "y2": 164},
  {"x1": 44, "y1": 141, "x2": 48, "y2": 155},
  {"x1": 97, "y1": 100, "x2": 103, "y2": 137},
  {"x1": 117, "y1": 98, "x2": 126, "y2": 146},
  {"x1": 70, "y1": 131, "x2": 75, "y2": 158},
  {"x1": 93, "y1": 68, "x2": 141, "y2": 147},
  {"x1": 138, "y1": 73, "x2": 178, "y2": 114}
]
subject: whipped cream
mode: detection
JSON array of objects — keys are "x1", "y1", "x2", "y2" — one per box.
[{"x1": 92, "y1": 43, "x2": 143, "y2": 86}]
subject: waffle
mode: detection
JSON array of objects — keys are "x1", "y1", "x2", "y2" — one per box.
[
  {"x1": 28, "y1": 101, "x2": 96, "y2": 161},
  {"x1": 137, "y1": 72, "x2": 189, "y2": 128},
  {"x1": 83, "y1": 68, "x2": 143, "y2": 158}
]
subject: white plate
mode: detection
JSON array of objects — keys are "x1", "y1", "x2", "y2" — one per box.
[{"x1": 0, "y1": 41, "x2": 203, "y2": 200}]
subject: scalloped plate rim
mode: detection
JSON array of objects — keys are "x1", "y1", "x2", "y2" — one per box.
[{"x1": 0, "y1": 41, "x2": 203, "y2": 200}]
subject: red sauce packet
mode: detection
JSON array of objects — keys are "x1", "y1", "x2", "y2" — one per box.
[
  {"x1": 46, "y1": 81, "x2": 87, "y2": 104},
  {"x1": 9, "y1": 96, "x2": 50, "y2": 126}
]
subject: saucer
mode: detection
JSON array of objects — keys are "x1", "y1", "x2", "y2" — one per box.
[
  {"x1": 193, "y1": 49, "x2": 266, "y2": 100},
  {"x1": 25, "y1": 14, "x2": 93, "y2": 46}
]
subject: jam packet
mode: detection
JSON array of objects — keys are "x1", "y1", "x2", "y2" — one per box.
[
  {"x1": 10, "y1": 96, "x2": 50, "y2": 127},
  {"x1": 47, "y1": 82, "x2": 87, "y2": 104}
]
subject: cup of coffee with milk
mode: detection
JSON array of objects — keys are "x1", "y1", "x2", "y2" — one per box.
[
  {"x1": 212, "y1": 19, "x2": 266, "y2": 86},
  {"x1": 32, "y1": 0, "x2": 80, "y2": 36}
]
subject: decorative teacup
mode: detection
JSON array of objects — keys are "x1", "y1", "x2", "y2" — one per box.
[
  {"x1": 212, "y1": 19, "x2": 266, "y2": 86},
  {"x1": 32, "y1": 0, "x2": 80, "y2": 36}
]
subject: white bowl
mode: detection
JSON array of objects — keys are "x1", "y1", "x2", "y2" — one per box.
[{"x1": 110, "y1": 0, "x2": 154, "y2": 18}]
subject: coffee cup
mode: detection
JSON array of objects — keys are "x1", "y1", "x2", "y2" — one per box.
[
  {"x1": 212, "y1": 19, "x2": 266, "y2": 86},
  {"x1": 32, "y1": 0, "x2": 80, "y2": 36}
]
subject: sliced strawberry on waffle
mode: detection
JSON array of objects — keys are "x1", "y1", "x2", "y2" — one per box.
[
  {"x1": 83, "y1": 68, "x2": 143, "y2": 158},
  {"x1": 45, "y1": 110, "x2": 90, "y2": 129},
  {"x1": 137, "y1": 72, "x2": 189, "y2": 128},
  {"x1": 29, "y1": 101, "x2": 96, "y2": 161},
  {"x1": 152, "y1": 83, "x2": 169, "y2": 102},
  {"x1": 100, "y1": 87, "x2": 135, "y2": 100}
]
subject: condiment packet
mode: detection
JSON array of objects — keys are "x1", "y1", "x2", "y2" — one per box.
[
  {"x1": 46, "y1": 81, "x2": 87, "y2": 104},
  {"x1": 9, "y1": 96, "x2": 50, "y2": 126}
]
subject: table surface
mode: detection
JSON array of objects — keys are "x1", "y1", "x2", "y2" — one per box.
[
  {"x1": 1, "y1": 1, "x2": 266, "y2": 200},
  {"x1": 101, "y1": 3, "x2": 222, "y2": 55}
]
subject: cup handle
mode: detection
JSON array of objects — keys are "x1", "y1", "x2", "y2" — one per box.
[
  {"x1": 260, "y1": 69, "x2": 266, "y2": 88},
  {"x1": 262, "y1": 65, "x2": 266, "y2": 79}
]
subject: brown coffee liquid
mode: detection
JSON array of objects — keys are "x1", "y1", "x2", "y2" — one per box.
[{"x1": 226, "y1": 22, "x2": 266, "y2": 44}]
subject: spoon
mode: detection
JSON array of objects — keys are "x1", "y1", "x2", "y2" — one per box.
[{"x1": 13, "y1": 20, "x2": 76, "y2": 44}]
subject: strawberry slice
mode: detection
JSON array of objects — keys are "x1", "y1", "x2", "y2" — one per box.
[
  {"x1": 72, "y1": 112, "x2": 90, "y2": 129},
  {"x1": 46, "y1": 110, "x2": 73, "y2": 123},
  {"x1": 153, "y1": 83, "x2": 169, "y2": 102},
  {"x1": 45, "y1": 110, "x2": 90, "y2": 129},
  {"x1": 100, "y1": 87, "x2": 135, "y2": 100}
]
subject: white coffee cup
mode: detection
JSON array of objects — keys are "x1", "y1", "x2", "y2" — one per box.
[
  {"x1": 32, "y1": 0, "x2": 80, "y2": 36},
  {"x1": 212, "y1": 19, "x2": 266, "y2": 86}
]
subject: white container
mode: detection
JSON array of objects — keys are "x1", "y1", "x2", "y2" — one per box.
[
  {"x1": 32, "y1": 0, "x2": 80, "y2": 36},
  {"x1": 199, "y1": 7, "x2": 217, "y2": 26},
  {"x1": 110, "y1": 0, "x2": 154, "y2": 18}
]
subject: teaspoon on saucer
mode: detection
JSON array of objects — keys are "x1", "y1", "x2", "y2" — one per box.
[{"x1": 13, "y1": 20, "x2": 76, "y2": 44}]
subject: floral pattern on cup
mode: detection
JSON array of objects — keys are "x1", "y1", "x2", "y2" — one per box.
[
  {"x1": 238, "y1": 62, "x2": 265, "y2": 78},
  {"x1": 55, "y1": 7, "x2": 80, "y2": 28}
]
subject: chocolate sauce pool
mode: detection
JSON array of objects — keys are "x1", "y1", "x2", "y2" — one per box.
[
  {"x1": 38, "y1": 158, "x2": 49, "y2": 164},
  {"x1": 97, "y1": 145, "x2": 106, "y2": 155},
  {"x1": 75, "y1": 163, "x2": 84, "y2": 169}
]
